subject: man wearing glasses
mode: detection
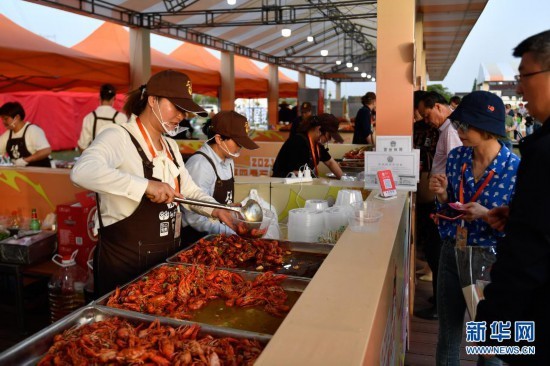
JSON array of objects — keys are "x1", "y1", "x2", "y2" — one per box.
[{"x1": 477, "y1": 30, "x2": 550, "y2": 365}]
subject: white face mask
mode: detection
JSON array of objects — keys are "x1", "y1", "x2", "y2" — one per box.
[
  {"x1": 221, "y1": 140, "x2": 241, "y2": 158},
  {"x1": 152, "y1": 99, "x2": 188, "y2": 137}
]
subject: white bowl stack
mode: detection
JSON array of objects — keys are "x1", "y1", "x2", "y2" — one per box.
[
  {"x1": 304, "y1": 199, "x2": 329, "y2": 211},
  {"x1": 288, "y1": 208, "x2": 325, "y2": 243}
]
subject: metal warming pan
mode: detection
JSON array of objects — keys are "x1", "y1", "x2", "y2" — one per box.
[
  {"x1": 95, "y1": 263, "x2": 310, "y2": 335},
  {"x1": 167, "y1": 234, "x2": 333, "y2": 279},
  {"x1": 0, "y1": 305, "x2": 271, "y2": 365}
]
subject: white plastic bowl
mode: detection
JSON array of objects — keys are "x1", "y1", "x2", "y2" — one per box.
[{"x1": 347, "y1": 209, "x2": 383, "y2": 233}]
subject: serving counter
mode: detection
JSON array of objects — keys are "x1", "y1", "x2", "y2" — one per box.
[
  {"x1": 0, "y1": 166, "x2": 413, "y2": 365},
  {"x1": 256, "y1": 191, "x2": 411, "y2": 365}
]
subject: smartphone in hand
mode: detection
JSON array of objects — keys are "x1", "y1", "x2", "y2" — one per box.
[{"x1": 435, "y1": 206, "x2": 464, "y2": 221}]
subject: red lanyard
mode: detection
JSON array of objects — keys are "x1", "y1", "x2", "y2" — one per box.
[
  {"x1": 308, "y1": 135, "x2": 320, "y2": 176},
  {"x1": 459, "y1": 163, "x2": 494, "y2": 204},
  {"x1": 136, "y1": 117, "x2": 179, "y2": 192}
]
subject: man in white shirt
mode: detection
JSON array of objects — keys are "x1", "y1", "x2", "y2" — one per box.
[
  {"x1": 0, "y1": 101, "x2": 52, "y2": 167},
  {"x1": 77, "y1": 84, "x2": 127, "y2": 151}
]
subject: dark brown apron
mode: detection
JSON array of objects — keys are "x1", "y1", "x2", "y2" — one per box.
[
  {"x1": 94, "y1": 128, "x2": 181, "y2": 297},
  {"x1": 180, "y1": 151, "x2": 234, "y2": 246},
  {"x1": 6, "y1": 124, "x2": 51, "y2": 167},
  {"x1": 92, "y1": 110, "x2": 119, "y2": 139}
]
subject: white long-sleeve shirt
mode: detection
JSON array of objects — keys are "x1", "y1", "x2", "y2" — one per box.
[
  {"x1": 431, "y1": 119, "x2": 463, "y2": 174},
  {"x1": 182, "y1": 143, "x2": 235, "y2": 235},
  {"x1": 71, "y1": 115, "x2": 216, "y2": 227},
  {"x1": 77, "y1": 105, "x2": 128, "y2": 150}
]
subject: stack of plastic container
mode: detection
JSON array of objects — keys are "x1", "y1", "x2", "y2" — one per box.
[
  {"x1": 304, "y1": 199, "x2": 329, "y2": 211},
  {"x1": 288, "y1": 208, "x2": 325, "y2": 243}
]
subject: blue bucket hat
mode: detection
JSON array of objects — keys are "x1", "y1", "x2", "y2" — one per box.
[{"x1": 449, "y1": 91, "x2": 506, "y2": 137}]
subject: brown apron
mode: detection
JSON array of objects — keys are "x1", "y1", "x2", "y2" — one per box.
[
  {"x1": 180, "y1": 151, "x2": 234, "y2": 246},
  {"x1": 92, "y1": 110, "x2": 119, "y2": 139},
  {"x1": 94, "y1": 128, "x2": 181, "y2": 297},
  {"x1": 6, "y1": 124, "x2": 51, "y2": 167}
]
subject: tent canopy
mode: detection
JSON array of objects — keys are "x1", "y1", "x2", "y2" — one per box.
[
  {"x1": 0, "y1": 15, "x2": 128, "y2": 92},
  {"x1": 72, "y1": 22, "x2": 220, "y2": 95}
]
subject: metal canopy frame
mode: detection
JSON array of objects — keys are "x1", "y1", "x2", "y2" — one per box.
[{"x1": 26, "y1": 0, "x2": 378, "y2": 82}]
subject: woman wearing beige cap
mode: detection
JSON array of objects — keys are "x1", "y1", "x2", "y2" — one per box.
[
  {"x1": 71, "y1": 70, "x2": 235, "y2": 296},
  {"x1": 181, "y1": 110, "x2": 259, "y2": 245}
]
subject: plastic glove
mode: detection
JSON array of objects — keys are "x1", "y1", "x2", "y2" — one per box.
[{"x1": 13, "y1": 158, "x2": 28, "y2": 167}]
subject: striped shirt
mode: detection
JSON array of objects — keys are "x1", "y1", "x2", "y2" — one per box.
[{"x1": 431, "y1": 119, "x2": 462, "y2": 174}]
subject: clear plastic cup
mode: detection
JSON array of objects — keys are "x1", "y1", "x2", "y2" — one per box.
[
  {"x1": 348, "y1": 201, "x2": 383, "y2": 233},
  {"x1": 305, "y1": 199, "x2": 329, "y2": 211},
  {"x1": 335, "y1": 189, "x2": 363, "y2": 207}
]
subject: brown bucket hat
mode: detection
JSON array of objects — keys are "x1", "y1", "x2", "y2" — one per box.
[
  {"x1": 211, "y1": 111, "x2": 259, "y2": 150},
  {"x1": 147, "y1": 70, "x2": 207, "y2": 117}
]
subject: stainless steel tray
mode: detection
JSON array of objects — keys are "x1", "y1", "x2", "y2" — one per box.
[
  {"x1": 0, "y1": 304, "x2": 271, "y2": 365},
  {"x1": 96, "y1": 263, "x2": 309, "y2": 334},
  {"x1": 167, "y1": 234, "x2": 333, "y2": 278}
]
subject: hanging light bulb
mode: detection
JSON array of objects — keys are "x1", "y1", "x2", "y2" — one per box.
[
  {"x1": 227, "y1": 0, "x2": 236, "y2": 5},
  {"x1": 307, "y1": 35, "x2": 314, "y2": 42},
  {"x1": 281, "y1": 28, "x2": 291, "y2": 37},
  {"x1": 367, "y1": 74, "x2": 371, "y2": 79},
  {"x1": 372, "y1": 77, "x2": 376, "y2": 81},
  {"x1": 336, "y1": 60, "x2": 342, "y2": 65},
  {"x1": 346, "y1": 62, "x2": 353, "y2": 68},
  {"x1": 320, "y1": 49, "x2": 328, "y2": 56},
  {"x1": 361, "y1": 72, "x2": 367, "y2": 78},
  {"x1": 353, "y1": 66, "x2": 359, "y2": 71}
]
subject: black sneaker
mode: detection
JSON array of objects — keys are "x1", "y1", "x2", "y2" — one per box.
[{"x1": 414, "y1": 306, "x2": 438, "y2": 320}]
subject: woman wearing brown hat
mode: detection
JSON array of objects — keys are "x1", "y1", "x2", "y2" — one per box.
[
  {"x1": 272, "y1": 113, "x2": 344, "y2": 179},
  {"x1": 181, "y1": 110, "x2": 259, "y2": 244},
  {"x1": 71, "y1": 70, "x2": 235, "y2": 297}
]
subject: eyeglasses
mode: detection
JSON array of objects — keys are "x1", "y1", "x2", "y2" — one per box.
[
  {"x1": 451, "y1": 120, "x2": 469, "y2": 132},
  {"x1": 514, "y1": 69, "x2": 550, "y2": 82}
]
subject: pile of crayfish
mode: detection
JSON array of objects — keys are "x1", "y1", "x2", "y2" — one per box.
[
  {"x1": 38, "y1": 317, "x2": 262, "y2": 365},
  {"x1": 107, "y1": 264, "x2": 291, "y2": 318},
  {"x1": 176, "y1": 235, "x2": 288, "y2": 270}
]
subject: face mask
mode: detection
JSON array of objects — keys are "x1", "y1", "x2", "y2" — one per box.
[
  {"x1": 221, "y1": 140, "x2": 241, "y2": 158},
  {"x1": 5, "y1": 117, "x2": 17, "y2": 129},
  {"x1": 152, "y1": 99, "x2": 188, "y2": 137}
]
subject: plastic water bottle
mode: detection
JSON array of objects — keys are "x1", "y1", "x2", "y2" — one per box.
[{"x1": 48, "y1": 250, "x2": 87, "y2": 323}]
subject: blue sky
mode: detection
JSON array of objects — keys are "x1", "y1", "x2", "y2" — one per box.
[{"x1": 0, "y1": 0, "x2": 549, "y2": 96}]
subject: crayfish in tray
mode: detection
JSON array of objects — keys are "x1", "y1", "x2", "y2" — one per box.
[
  {"x1": 106, "y1": 264, "x2": 292, "y2": 319},
  {"x1": 177, "y1": 235, "x2": 288, "y2": 270},
  {"x1": 37, "y1": 317, "x2": 263, "y2": 365}
]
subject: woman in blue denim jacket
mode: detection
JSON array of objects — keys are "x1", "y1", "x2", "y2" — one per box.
[{"x1": 429, "y1": 91, "x2": 520, "y2": 366}]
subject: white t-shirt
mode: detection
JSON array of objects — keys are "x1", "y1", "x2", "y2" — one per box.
[
  {"x1": 0, "y1": 122, "x2": 51, "y2": 156},
  {"x1": 71, "y1": 115, "x2": 217, "y2": 227},
  {"x1": 77, "y1": 105, "x2": 127, "y2": 149}
]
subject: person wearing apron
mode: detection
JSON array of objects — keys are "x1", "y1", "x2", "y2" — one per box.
[
  {"x1": 71, "y1": 70, "x2": 236, "y2": 297},
  {"x1": 77, "y1": 84, "x2": 128, "y2": 151},
  {"x1": 0, "y1": 101, "x2": 52, "y2": 167},
  {"x1": 181, "y1": 111, "x2": 259, "y2": 245}
]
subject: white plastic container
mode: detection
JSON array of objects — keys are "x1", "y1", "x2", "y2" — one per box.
[
  {"x1": 305, "y1": 199, "x2": 329, "y2": 211},
  {"x1": 288, "y1": 208, "x2": 325, "y2": 242},
  {"x1": 335, "y1": 189, "x2": 363, "y2": 207},
  {"x1": 348, "y1": 202, "x2": 383, "y2": 233}
]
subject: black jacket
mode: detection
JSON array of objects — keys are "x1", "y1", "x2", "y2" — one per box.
[{"x1": 476, "y1": 118, "x2": 550, "y2": 365}]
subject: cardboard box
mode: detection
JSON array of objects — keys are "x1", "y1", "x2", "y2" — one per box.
[{"x1": 56, "y1": 192, "x2": 98, "y2": 269}]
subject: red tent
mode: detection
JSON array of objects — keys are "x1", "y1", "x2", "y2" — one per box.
[
  {"x1": 0, "y1": 15, "x2": 128, "y2": 92},
  {"x1": 72, "y1": 22, "x2": 220, "y2": 95}
]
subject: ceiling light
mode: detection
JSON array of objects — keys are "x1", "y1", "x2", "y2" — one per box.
[
  {"x1": 353, "y1": 66, "x2": 359, "y2": 71},
  {"x1": 367, "y1": 74, "x2": 371, "y2": 78},
  {"x1": 346, "y1": 62, "x2": 353, "y2": 68},
  {"x1": 281, "y1": 28, "x2": 291, "y2": 37},
  {"x1": 372, "y1": 77, "x2": 376, "y2": 81},
  {"x1": 307, "y1": 35, "x2": 314, "y2": 42},
  {"x1": 227, "y1": 0, "x2": 236, "y2": 5},
  {"x1": 320, "y1": 49, "x2": 328, "y2": 56},
  {"x1": 336, "y1": 60, "x2": 342, "y2": 65},
  {"x1": 361, "y1": 72, "x2": 367, "y2": 78}
]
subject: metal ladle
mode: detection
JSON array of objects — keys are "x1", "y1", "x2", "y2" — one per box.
[{"x1": 173, "y1": 197, "x2": 264, "y2": 223}]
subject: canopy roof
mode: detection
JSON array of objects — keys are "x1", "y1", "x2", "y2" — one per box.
[
  {"x1": 0, "y1": 14, "x2": 128, "y2": 92},
  {"x1": 72, "y1": 22, "x2": 220, "y2": 94}
]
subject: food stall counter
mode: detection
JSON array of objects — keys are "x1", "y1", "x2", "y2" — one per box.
[{"x1": 256, "y1": 191, "x2": 411, "y2": 365}]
